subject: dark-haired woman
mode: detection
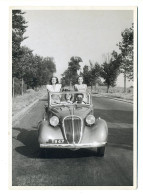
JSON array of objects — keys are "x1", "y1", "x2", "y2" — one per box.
[
  {"x1": 46, "y1": 76, "x2": 61, "y2": 92},
  {"x1": 45, "y1": 76, "x2": 62, "y2": 108},
  {"x1": 74, "y1": 76, "x2": 87, "y2": 102},
  {"x1": 74, "y1": 76, "x2": 87, "y2": 93}
]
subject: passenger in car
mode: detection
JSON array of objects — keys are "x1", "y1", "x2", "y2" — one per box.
[
  {"x1": 74, "y1": 93, "x2": 86, "y2": 104},
  {"x1": 64, "y1": 93, "x2": 73, "y2": 104}
]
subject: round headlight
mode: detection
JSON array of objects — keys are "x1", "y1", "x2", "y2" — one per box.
[
  {"x1": 49, "y1": 116, "x2": 59, "y2": 127},
  {"x1": 86, "y1": 115, "x2": 95, "y2": 126}
]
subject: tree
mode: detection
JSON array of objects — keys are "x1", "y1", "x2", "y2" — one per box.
[
  {"x1": 89, "y1": 61, "x2": 102, "y2": 90},
  {"x1": 117, "y1": 24, "x2": 134, "y2": 92},
  {"x1": 82, "y1": 62, "x2": 102, "y2": 90},
  {"x1": 82, "y1": 65, "x2": 90, "y2": 86},
  {"x1": 14, "y1": 47, "x2": 56, "y2": 89},
  {"x1": 100, "y1": 51, "x2": 121, "y2": 93},
  {"x1": 61, "y1": 56, "x2": 82, "y2": 87},
  {"x1": 39, "y1": 57, "x2": 56, "y2": 85},
  {"x1": 12, "y1": 10, "x2": 57, "y2": 93},
  {"x1": 23, "y1": 55, "x2": 56, "y2": 88},
  {"x1": 12, "y1": 10, "x2": 28, "y2": 78}
]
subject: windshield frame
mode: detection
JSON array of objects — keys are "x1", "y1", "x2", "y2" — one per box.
[{"x1": 49, "y1": 91, "x2": 91, "y2": 107}]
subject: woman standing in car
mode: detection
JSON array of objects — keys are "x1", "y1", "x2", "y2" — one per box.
[
  {"x1": 74, "y1": 76, "x2": 87, "y2": 102},
  {"x1": 46, "y1": 76, "x2": 62, "y2": 106},
  {"x1": 46, "y1": 76, "x2": 61, "y2": 92},
  {"x1": 74, "y1": 76, "x2": 87, "y2": 92}
]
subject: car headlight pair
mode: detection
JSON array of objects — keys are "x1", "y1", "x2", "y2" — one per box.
[
  {"x1": 50, "y1": 115, "x2": 95, "y2": 127},
  {"x1": 50, "y1": 116, "x2": 59, "y2": 127},
  {"x1": 85, "y1": 115, "x2": 96, "y2": 126}
]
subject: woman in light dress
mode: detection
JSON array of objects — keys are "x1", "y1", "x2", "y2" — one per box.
[
  {"x1": 74, "y1": 76, "x2": 87, "y2": 102},
  {"x1": 46, "y1": 76, "x2": 62, "y2": 104},
  {"x1": 46, "y1": 76, "x2": 61, "y2": 92}
]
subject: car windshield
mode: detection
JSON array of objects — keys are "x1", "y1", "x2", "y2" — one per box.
[{"x1": 49, "y1": 92, "x2": 90, "y2": 106}]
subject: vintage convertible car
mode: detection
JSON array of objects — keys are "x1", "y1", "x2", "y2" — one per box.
[{"x1": 38, "y1": 91, "x2": 108, "y2": 157}]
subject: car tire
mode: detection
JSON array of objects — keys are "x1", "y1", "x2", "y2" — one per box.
[
  {"x1": 96, "y1": 146, "x2": 105, "y2": 157},
  {"x1": 39, "y1": 148, "x2": 46, "y2": 158}
]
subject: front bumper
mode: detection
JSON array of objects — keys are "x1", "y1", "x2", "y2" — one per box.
[{"x1": 40, "y1": 142, "x2": 107, "y2": 149}]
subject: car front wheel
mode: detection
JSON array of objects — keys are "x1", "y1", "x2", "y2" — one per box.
[
  {"x1": 96, "y1": 146, "x2": 105, "y2": 157},
  {"x1": 39, "y1": 148, "x2": 47, "y2": 158}
]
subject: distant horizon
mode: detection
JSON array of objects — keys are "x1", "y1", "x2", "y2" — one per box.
[{"x1": 21, "y1": 9, "x2": 134, "y2": 87}]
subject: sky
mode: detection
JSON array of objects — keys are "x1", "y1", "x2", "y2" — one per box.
[{"x1": 22, "y1": 10, "x2": 133, "y2": 87}]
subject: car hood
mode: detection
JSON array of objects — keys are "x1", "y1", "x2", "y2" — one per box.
[{"x1": 50, "y1": 105, "x2": 92, "y2": 120}]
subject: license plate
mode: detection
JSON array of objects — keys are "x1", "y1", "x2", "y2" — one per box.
[{"x1": 53, "y1": 139, "x2": 64, "y2": 144}]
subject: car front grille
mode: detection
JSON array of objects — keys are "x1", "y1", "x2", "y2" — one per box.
[{"x1": 63, "y1": 116, "x2": 82, "y2": 144}]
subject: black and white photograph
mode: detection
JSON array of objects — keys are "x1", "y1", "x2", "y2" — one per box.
[{"x1": 11, "y1": 7, "x2": 137, "y2": 188}]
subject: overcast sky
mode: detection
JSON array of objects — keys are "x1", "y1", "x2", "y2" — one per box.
[{"x1": 22, "y1": 10, "x2": 133, "y2": 87}]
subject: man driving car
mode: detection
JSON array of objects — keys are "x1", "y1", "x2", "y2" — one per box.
[{"x1": 74, "y1": 93, "x2": 86, "y2": 104}]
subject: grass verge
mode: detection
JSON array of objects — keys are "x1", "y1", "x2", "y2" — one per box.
[{"x1": 12, "y1": 87, "x2": 47, "y2": 117}]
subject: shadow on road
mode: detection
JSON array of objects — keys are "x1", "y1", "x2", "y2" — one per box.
[
  {"x1": 13, "y1": 127, "x2": 103, "y2": 159},
  {"x1": 94, "y1": 109, "x2": 133, "y2": 124}
]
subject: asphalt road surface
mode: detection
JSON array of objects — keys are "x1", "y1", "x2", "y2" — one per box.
[{"x1": 12, "y1": 96, "x2": 133, "y2": 186}]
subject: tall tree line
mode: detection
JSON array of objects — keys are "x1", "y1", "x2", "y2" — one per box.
[
  {"x1": 61, "y1": 24, "x2": 134, "y2": 93},
  {"x1": 12, "y1": 10, "x2": 56, "y2": 91}
]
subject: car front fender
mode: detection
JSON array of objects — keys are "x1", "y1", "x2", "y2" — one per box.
[
  {"x1": 38, "y1": 121, "x2": 64, "y2": 144},
  {"x1": 81, "y1": 118, "x2": 108, "y2": 144}
]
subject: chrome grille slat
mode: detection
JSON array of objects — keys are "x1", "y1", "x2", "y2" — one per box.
[
  {"x1": 63, "y1": 116, "x2": 82, "y2": 144},
  {"x1": 64, "y1": 117, "x2": 73, "y2": 144},
  {"x1": 74, "y1": 118, "x2": 81, "y2": 143}
]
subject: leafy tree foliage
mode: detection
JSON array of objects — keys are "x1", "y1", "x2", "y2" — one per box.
[
  {"x1": 61, "y1": 56, "x2": 82, "y2": 86},
  {"x1": 19, "y1": 49, "x2": 56, "y2": 88},
  {"x1": 12, "y1": 10, "x2": 56, "y2": 91},
  {"x1": 117, "y1": 24, "x2": 134, "y2": 92},
  {"x1": 37, "y1": 57, "x2": 56, "y2": 86},
  {"x1": 82, "y1": 62, "x2": 102, "y2": 90},
  {"x1": 12, "y1": 10, "x2": 28, "y2": 77},
  {"x1": 100, "y1": 51, "x2": 121, "y2": 93},
  {"x1": 82, "y1": 65, "x2": 90, "y2": 85}
]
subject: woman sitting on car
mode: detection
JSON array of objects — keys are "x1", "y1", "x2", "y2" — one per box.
[
  {"x1": 46, "y1": 76, "x2": 61, "y2": 93},
  {"x1": 45, "y1": 76, "x2": 61, "y2": 109},
  {"x1": 74, "y1": 76, "x2": 87, "y2": 93},
  {"x1": 74, "y1": 76, "x2": 87, "y2": 102}
]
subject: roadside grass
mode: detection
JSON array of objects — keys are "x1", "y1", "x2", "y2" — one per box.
[
  {"x1": 89, "y1": 86, "x2": 133, "y2": 101},
  {"x1": 12, "y1": 87, "x2": 47, "y2": 117},
  {"x1": 98, "y1": 92, "x2": 133, "y2": 101}
]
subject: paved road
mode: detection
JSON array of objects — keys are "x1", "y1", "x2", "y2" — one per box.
[{"x1": 12, "y1": 96, "x2": 133, "y2": 186}]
